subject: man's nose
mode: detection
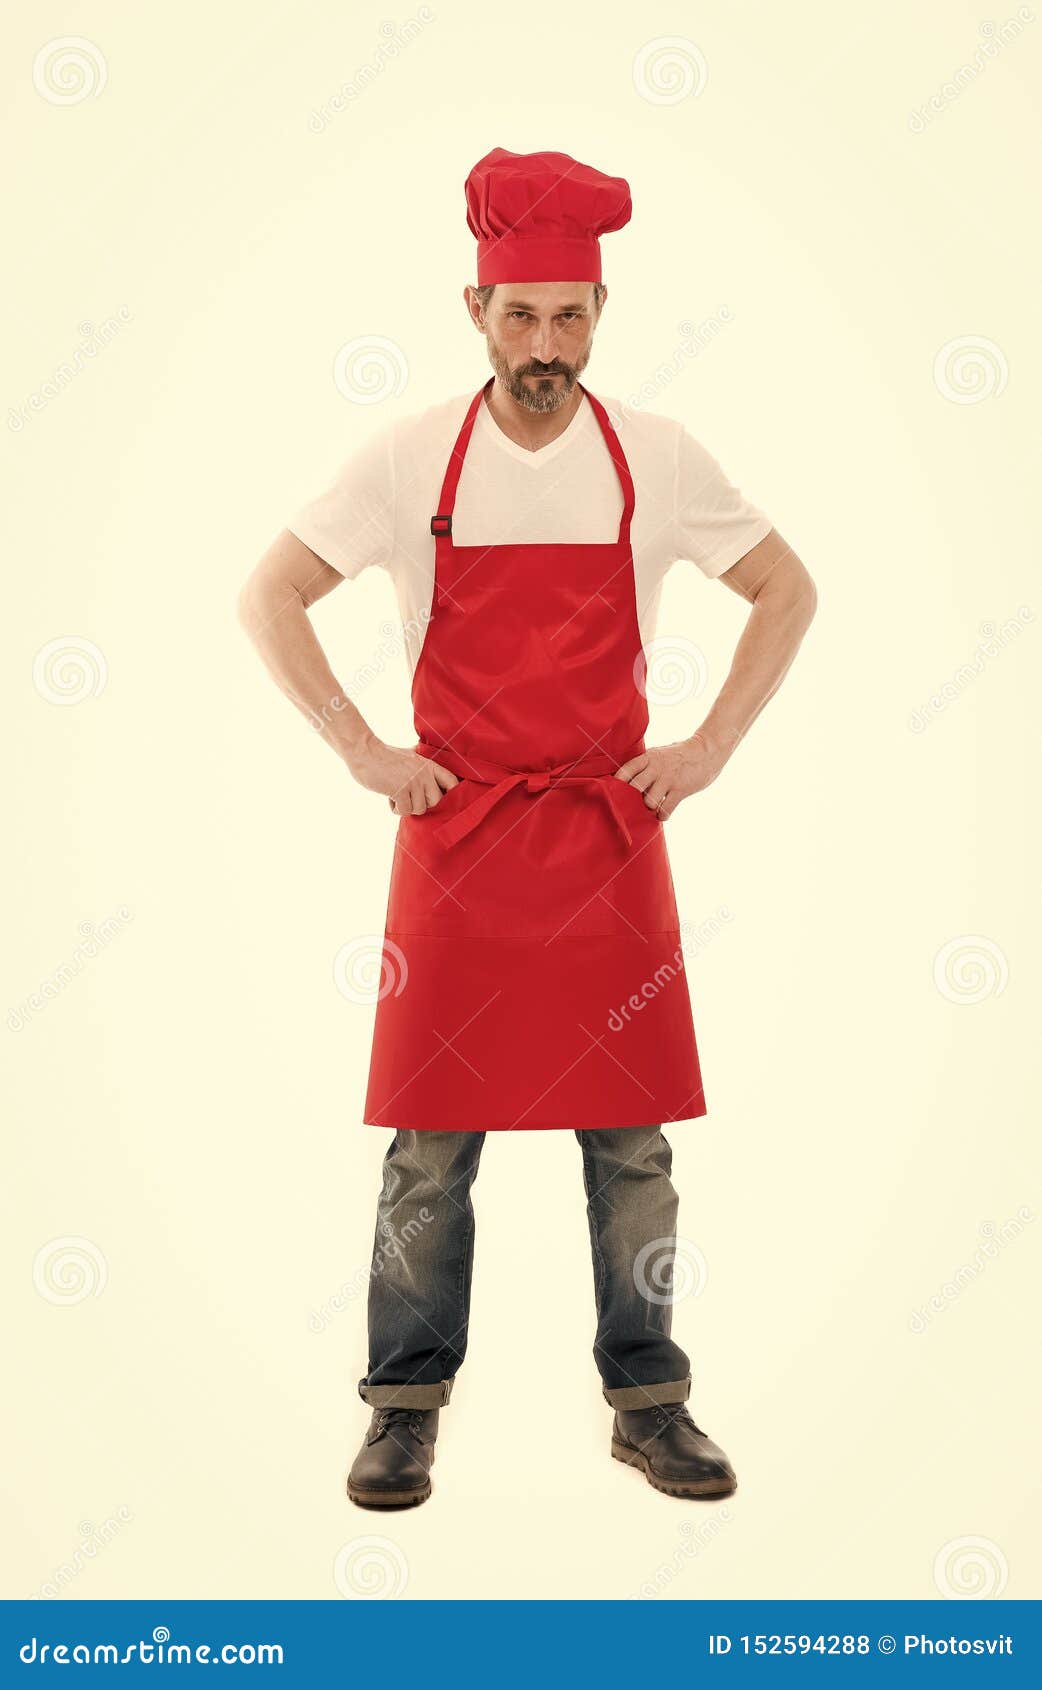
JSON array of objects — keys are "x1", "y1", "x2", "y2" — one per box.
[{"x1": 529, "y1": 324, "x2": 558, "y2": 362}]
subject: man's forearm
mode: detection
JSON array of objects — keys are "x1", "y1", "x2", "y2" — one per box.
[
  {"x1": 697, "y1": 573, "x2": 817, "y2": 765},
  {"x1": 238, "y1": 573, "x2": 371, "y2": 767},
  {"x1": 239, "y1": 533, "x2": 460, "y2": 812}
]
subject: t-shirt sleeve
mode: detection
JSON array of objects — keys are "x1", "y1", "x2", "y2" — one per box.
[
  {"x1": 285, "y1": 423, "x2": 395, "y2": 578},
  {"x1": 673, "y1": 426, "x2": 772, "y2": 579}
]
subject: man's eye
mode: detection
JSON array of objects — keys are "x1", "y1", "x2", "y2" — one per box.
[{"x1": 509, "y1": 311, "x2": 531, "y2": 322}]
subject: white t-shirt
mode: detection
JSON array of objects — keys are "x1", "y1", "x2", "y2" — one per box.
[{"x1": 288, "y1": 388, "x2": 771, "y2": 670}]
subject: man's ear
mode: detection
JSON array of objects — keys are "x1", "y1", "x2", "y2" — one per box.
[{"x1": 463, "y1": 285, "x2": 486, "y2": 330}]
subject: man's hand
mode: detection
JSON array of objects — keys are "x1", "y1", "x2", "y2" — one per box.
[
  {"x1": 614, "y1": 733, "x2": 725, "y2": 821},
  {"x1": 348, "y1": 733, "x2": 459, "y2": 816},
  {"x1": 613, "y1": 530, "x2": 818, "y2": 820}
]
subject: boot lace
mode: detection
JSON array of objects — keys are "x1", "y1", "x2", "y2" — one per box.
[
  {"x1": 375, "y1": 1407, "x2": 424, "y2": 1440},
  {"x1": 652, "y1": 1404, "x2": 703, "y2": 1434}
]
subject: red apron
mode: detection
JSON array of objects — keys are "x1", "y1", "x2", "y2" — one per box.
[{"x1": 364, "y1": 379, "x2": 706, "y2": 1132}]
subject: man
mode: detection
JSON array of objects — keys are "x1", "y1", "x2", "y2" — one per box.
[{"x1": 240, "y1": 147, "x2": 816, "y2": 1510}]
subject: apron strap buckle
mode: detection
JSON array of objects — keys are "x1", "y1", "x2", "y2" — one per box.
[{"x1": 430, "y1": 513, "x2": 453, "y2": 536}]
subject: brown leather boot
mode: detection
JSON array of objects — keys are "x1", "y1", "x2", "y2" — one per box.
[
  {"x1": 611, "y1": 1403, "x2": 736, "y2": 1499},
  {"x1": 347, "y1": 1407, "x2": 438, "y2": 1508}
]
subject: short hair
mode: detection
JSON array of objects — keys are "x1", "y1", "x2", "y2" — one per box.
[{"x1": 473, "y1": 282, "x2": 606, "y2": 313}]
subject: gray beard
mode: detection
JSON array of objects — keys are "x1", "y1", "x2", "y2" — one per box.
[{"x1": 485, "y1": 339, "x2": 589, "y2": 413}]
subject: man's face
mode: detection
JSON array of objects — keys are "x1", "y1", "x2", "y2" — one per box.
[{"x1": 470, "y1": 281, "x2": 602, "y2": 412}]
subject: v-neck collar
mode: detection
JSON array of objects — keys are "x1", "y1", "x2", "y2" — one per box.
[{"x1": 473, "y1": 388, "x2": 593, "y2": 467}]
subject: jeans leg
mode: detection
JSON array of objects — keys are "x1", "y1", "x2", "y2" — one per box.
[
  {"x1": 577, "y1": 1126, "x2": 692, "y2": 1409},
  {"x1": 361, "y1": 1129, "x2": 485, "y2": 1409}
]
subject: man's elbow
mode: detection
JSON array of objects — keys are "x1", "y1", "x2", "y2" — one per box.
[
  {"x1": 237, "y1": 565, "x2": 291, "y2": 642},
  {"x1": 796, "y1": 572, "x2": 818, "y2": 628},
  {"x1": 237, "y1": 569, "x2": 266, "y2": 640},
  {"x1": 778, "y1": 554, "x2": 817, "y2": 633}
]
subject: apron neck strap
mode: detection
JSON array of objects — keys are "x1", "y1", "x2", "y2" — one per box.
[
  {"x1": 431, "y1": 381, "x2": 490, "y2": 538},
  {"x1": 581, "y1": 386, "x2": 634, "y2": 547},
  {"x1": 431, "y1": 378, "x2": 634, "y2": 547}
]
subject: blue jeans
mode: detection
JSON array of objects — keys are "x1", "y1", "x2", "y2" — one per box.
[{"x1": 358, "y1": 1128, "x2": 692, "y2": 1411}]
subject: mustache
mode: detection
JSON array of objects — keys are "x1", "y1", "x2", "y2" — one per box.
[{"x1": 519, "y1": 362, "x2": 571, "y2": 378}]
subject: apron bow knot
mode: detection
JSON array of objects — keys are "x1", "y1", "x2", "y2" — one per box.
[{"x1": 419, "y1": 746, "x2": 643, "y2": 852}]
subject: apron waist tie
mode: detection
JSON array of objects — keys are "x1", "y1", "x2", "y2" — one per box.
[{"x1": 418, "y1": 745, "x2": 643, "y2": 851}]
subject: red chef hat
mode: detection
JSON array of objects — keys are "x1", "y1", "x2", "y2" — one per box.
[{"x1": 465, "y1": 147, "x2": 632, "y2": 284}]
